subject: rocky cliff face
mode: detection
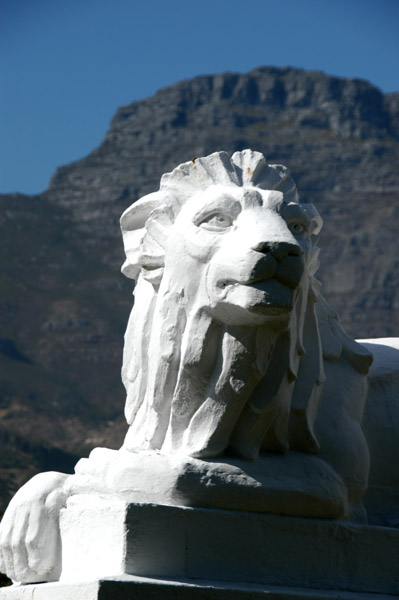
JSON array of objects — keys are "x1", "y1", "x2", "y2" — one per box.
[
  {"x1": 47, "y1": 66, "x2": 399, "y2": 334},
  {"x1": 0, "y1": 66, "x2": 398, "y2": 512}
]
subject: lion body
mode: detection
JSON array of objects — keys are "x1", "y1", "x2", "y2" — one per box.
[{"x1": 119, "y1": 150, "x2": 393, "y2": 517}]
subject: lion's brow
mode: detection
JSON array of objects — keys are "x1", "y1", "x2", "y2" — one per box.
[{"x1": 280, "y1": 203, "x2": 310, "y2": 223}]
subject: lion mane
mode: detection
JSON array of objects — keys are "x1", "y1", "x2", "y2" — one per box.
[{"x1": 120, "y1": 150, "x2": 372, "y2": 461}]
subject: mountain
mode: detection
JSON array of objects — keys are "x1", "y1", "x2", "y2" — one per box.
[{"x1": 0, "y1": 66, "x2": 398, "y2": 514}]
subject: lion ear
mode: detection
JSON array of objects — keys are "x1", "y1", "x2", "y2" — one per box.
[
  {"x1": 138, "y1": 206, "x2": 175, "y2": 286},
  {"x1": 120, "y1": 192, "x2": 174, "y2": 282},
  {"x1": 120, "y1": 192, "x2": 161, "y2": 232},
  {"x1": 120, "y1": 192, "x2": 162, "y2": 280},
  {"x1": 301, "y1": 203, "x2": 323, "y2": 237},
  {"x1": 144, "y1": 206, "x2": 175, "y2": 249}
]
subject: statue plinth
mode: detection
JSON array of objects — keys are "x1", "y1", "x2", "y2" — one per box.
[
  {"x1": 58, "y1": 498, "x2": 399, "y2": 596},
  {"x1": 2, "y1": 497, "x2": 397, "y2": 599}
]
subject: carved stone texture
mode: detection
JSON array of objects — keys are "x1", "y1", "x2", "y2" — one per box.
[
  {"x1": 117, "y1": 149, "x2": 374, "y2": 517},
  {"x1": 0, "y1": 151, "x2": 398, "y2": 590}
]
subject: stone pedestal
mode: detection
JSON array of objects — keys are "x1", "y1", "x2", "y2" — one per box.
[
  {"x1": 1, "y1": 497, "x2": 398, "y2": 599},
  {"x1": 57, "y1": 497, "x2": 398, "y2": 595},
  {"x1": 0, "y1": 495, "x2": 390, "y2": 600}
]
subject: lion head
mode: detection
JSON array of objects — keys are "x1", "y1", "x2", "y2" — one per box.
[{"x1": 119, "y1": 150, "x2": 368, "y2": 461}]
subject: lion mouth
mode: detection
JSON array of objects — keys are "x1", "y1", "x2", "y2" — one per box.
[
  {"x1": 215, "y1": 278, "x2": 296, "y2": 318},
  {"x1": 218, "y1": 255, "x2": 304, "y2": 292}
]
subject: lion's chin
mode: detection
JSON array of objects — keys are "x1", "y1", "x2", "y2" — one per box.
[{"x1": 211, "y1": 278, "x2": 296, "y2": 326}]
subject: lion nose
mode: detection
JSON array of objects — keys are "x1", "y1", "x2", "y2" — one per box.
[{"x1": 252, "y1": 241, "x2": 303, "y2": 260}]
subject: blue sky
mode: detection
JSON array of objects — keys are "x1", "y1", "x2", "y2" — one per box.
[{"x1": 1, "y1": 0, "x2": 398, "y2": 195}]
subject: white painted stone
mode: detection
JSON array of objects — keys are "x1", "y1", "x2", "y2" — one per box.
[
  {"x1": 359, "y1": 337, "x2": 399, "y2": 379},
  {"x1": 0, "y1": 580, "x2": 100, "y2": 600},
  {"x1": 59, "y1": 496, "x2": 129, "y2": 581},
  {"x1": 0, "y1": 472, "x2": 68, "y2": 583},
  {"x1": 60, "y1": 500, "x2": 399, "y2": 595},
  {"x1": 359, "y1": 338, "x2": 399, "y2": 526},
  {"x1": 0, "y1": 150, "x2": 398, "y2": 592},
  {"x1": 66, "y1": 446, "x2": 348, "y2": 518}
]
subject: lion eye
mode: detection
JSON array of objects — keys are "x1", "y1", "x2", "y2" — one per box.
[
  {"x1": 199, "y1": 212, "x2": 233, "y2": 231},
  {"x1": 289, "y1": 222, "x2": 305, "y2": 234}
]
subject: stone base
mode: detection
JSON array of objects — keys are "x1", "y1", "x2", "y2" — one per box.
[
  {"x1": 56, "y1": 497, "x2": 399, "y2": 597},
  {"x1": 2, "y1": 497, "x2": 397, "y2": 599},
  {"x1": 0, "y1": 576, "x2": 396, "y2": 600}
]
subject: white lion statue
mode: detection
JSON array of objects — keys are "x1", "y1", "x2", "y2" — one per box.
[{"x1": 0, "y1": 150, "x2": 398, "y2": 585}]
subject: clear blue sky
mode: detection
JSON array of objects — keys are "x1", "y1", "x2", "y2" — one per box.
[{"x1": 1, "y1": 0, "x2": 398, "y2": 195}]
